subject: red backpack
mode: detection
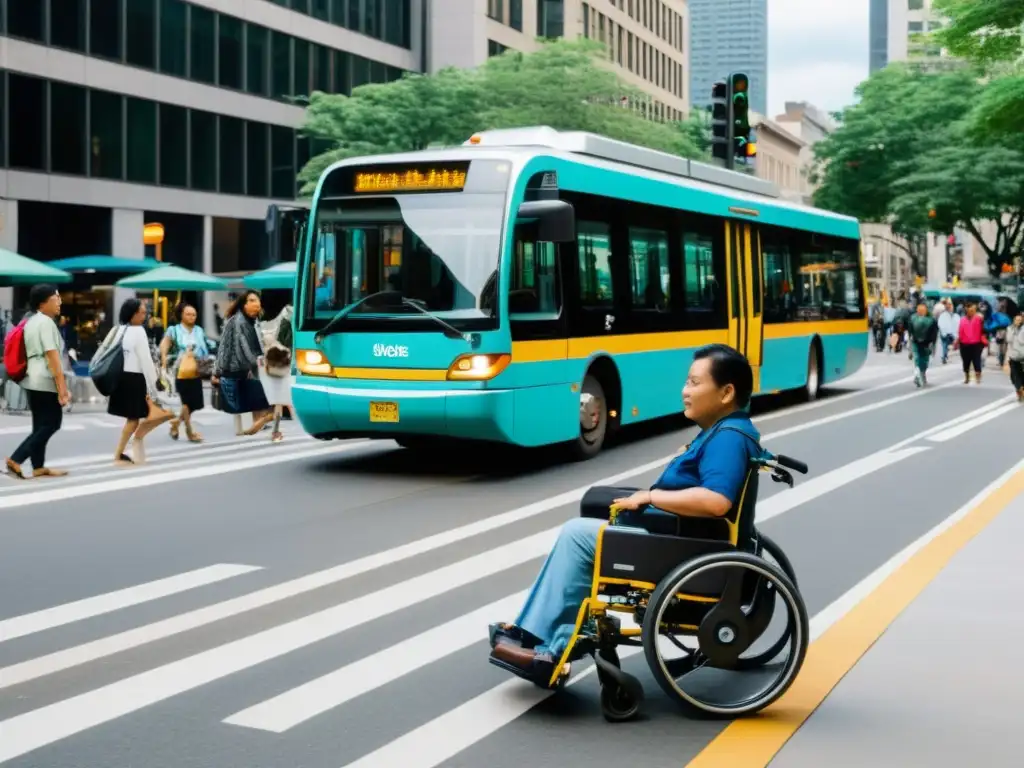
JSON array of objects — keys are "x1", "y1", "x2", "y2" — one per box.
[{"x1": 3, "y1": 318, "x2": 29, "y2": 383}]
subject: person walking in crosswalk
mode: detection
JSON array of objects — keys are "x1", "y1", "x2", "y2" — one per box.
[
  {"x1": 908, "y1": 301, "x2": 938, "y2": 387},
  {"x1": 103, "y1": 299, "x2": 175, "y2": 465},
  {"x1": 159, "y1": 302, "x2": 211, "y2": 443},
  {"x1": 257, "y1": 304, "x2": 294, "y2": 443},
  {"x1": 212, "y1": 291, "x2": 273, "y2": 436}
]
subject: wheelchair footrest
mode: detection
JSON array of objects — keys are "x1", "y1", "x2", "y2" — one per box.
[{"x1": 488, "y1": 654, "x2": 567, "y2": 690}]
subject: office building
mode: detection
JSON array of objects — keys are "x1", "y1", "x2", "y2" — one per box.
[
  {"x1": 474, "y1": 0, "x2": 690, "y2": 122},
  {"x1": 0, "y1": 0, "x2": 413, "y2": 338},
  {"x1": 869, "y1": 0, "x2": 952, "y2": 72},
  {"x1": 687, "y1": 0, "x2": 767, "y2": 115}
]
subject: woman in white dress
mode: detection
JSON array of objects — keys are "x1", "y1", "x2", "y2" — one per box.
[{"x1": 258, "y1": 305, "x2": 294, "y2": 443}]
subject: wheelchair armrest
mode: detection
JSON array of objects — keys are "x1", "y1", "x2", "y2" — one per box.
[{"x1": 580, "y1": 486, "x2": 640, "y2": 520}]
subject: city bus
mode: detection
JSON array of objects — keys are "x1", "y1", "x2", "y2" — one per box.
[{"x1": 285, "y1": 127, "x2": 868, "y2": 459}]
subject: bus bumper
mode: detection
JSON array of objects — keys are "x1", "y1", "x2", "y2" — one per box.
[{"x1": 291, "y1": 378, "x2": 517, "y2": 443}]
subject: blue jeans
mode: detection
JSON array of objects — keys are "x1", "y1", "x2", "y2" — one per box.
[
  {"x1": 940, "y1": 334, "x2": 954, "y2": 362},
  {"x1": 514, "y1": 512, "x2": 675, "y2": 657}
]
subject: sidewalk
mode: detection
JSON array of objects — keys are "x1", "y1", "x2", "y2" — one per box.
[{"x1": 771, "y1": 475, "x2": 1024, "y2": 767}]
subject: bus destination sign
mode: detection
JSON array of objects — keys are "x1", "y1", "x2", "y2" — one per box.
[{"x1": 353, "y1": 167, "x2": 467, "y2": 193}]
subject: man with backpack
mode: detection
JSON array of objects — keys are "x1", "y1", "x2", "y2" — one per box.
[{"x1": 4, "y1": 284, "x2": 70, "y2": 479}]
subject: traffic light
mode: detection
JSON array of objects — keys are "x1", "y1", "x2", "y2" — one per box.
[
  {"x1": 710, "y1": 80, "x2": 731, "y2": 166},
  {"x1": 730, "y1": 73, "x2": 751, "y2": 163}
]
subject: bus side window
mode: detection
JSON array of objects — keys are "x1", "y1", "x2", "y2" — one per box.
[
  {"x1": 577, "y1": 221, "x2": 614, "y2": 308},
  {"x1": 510, "y1": 226, "x2": 560, "y2": 318}
]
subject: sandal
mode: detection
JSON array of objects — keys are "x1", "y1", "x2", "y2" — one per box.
[
  {"x1": 271, "y1": 431, "x2": 284, "y2": 443},
  {"x1": 169, "y1": 420, "x2": 180, "y2": 440},
  {"x1": 114, "y1": 453, "x2": 134, "y2": 466},
  {"x1": 187, "y1": 429, "x2": 204, "y2": 443}
]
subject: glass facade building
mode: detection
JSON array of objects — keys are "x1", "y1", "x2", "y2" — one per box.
[{"x1": 687, "y1": 0, "x2": 767, "y2": 116}]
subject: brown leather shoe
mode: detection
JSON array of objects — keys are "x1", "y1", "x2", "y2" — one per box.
[
  {"x1": 32, "y1": 467, "x2": 68, "y2": 478},
  {"x1": 491, "y1": 642, "x2": 549, "y2": 669},
  {"x1": 4, "y1": 458, "x2": 24, "y2": 479}
]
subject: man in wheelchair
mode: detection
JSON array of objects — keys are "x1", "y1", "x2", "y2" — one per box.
[{"x1": 489, "y1": 344, "x2": 762, "y2": 682}]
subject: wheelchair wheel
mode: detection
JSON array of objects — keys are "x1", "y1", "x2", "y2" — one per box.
[
  {"x1": 600, "y1": 681, "x2": 642, "y2": 722},
  {"x1": 734, "y1": 534, "x2": 799, "y2": 671},
  {"x1": 641, "y1": 551, "x2": 808, "y2": 718},
  {"x1": 757, "y1": 533, "x2": 797, "y2": 587}
]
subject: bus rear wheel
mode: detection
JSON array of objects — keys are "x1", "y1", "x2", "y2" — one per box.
[{"x1": 571, "y1": 374, "x2": 608, "y2": 460}]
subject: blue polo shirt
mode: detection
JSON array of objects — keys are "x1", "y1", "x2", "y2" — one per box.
[{"x1": 651, "y1": 411, "x2": 761, "y2": 506}]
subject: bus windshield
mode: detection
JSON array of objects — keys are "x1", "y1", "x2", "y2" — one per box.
[{"x1": 307, "y1": 191, "x2": 505, "y2": 328}]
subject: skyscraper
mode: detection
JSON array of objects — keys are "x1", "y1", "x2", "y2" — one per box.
[
  {"x1": 870, "y1": 0, "x2": 889, "y2": 72},
  {"x1": 870, "y1": 0, "x2": 952, "y2": 72},
  {"x1": 688, "y1": 0, "x2": 768, "y2": 116}
]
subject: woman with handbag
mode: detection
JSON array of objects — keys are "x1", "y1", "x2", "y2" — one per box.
[
  {"x1": 102, "y1": 298, "x2": 174, "y2": 465},
  {"x1": 159, "y1": 302, "x2": 211, "y2": 443},
  {"x1": 258, "y1": 305, "x2": 294, "y2": 443},
  {"x1": 212, "y1": 290, "x2": 273, "y2": 435}
]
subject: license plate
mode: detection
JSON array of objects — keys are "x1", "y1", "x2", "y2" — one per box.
[{"x1": 369, "y1": 401, "x2": 399, "y2": 423}]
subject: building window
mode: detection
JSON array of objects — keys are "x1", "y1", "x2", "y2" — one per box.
[
  {"x1": 219, "y1": 116, "x2": 245, "y2": 195},
  {"x1": 158, "y1": 104, "x2": 188, "y2": 187},
  {"x1": 126, "y1": 0, "x2": 157, "y2": 69},
  {"x1": 510, "y1": 0, "x2": 523, "y2": 30},
  {"x1": 246, "y1": 122, "x2": 270, "y2": 197},
  {"x1": 6, "y1": 0, "x2": 45, "y2": 43},
  {"x1": 218, "y1": 14, "x2": 244, "y2": 90},
  {"x1": 271, "y1": 31, "x2": 292, "y2": 99},
  {"x1": 8, "y1": 73, "x2": 46, "y2": 171},
  {"x1": 245, "y1": 24, "x2": 269, "y2": 96},
  {"x1": 90, "y1": 0, "x2": 123, "y2": 60},
  {"x1": 312, "y1": 0, "x2": 330, "y2": 21},
  {"x1": 908, "y1": 20, "x2": 923, "y2": 32},
  {"x1": 126, "y1": 98, "x2": 157, "y2": 183},
  {"x1": 488, "y1": 40, "x2": 508, "y2": 57},
  {"x1": 313, "y1": 45, "x2": 332, "y2": 92},
  {"x1": 488, "y1": 0, "x2": 503, "y2": 21},
  {"x1": 270, "y1": 125, "x2": 295, "y2": 199},
  {"x1": 50, "y1": 81, "x2": 87, "y2": 176},
  {"x1": 384, "y1": 0, "x2": 405, "y2": 46},
  {"x1": 89, "y1": 89, "x2": 123, "y2": 180},
  {"x1": 351, "y1": 55, "x2": 370, "y2": 89},
  {"x1": 908, "y1": 0, "x2": 924, "y2": 9},
  {"x1": 189, "y1": 6, "x2": 216, "y2": 84},
  {"x1": 293, "y1": 39, "x2": 311, "y2": 97},
  {"x1": 348, "y1": 0, "x2": 361, "y2": 32},
  {"x1": 190, "y1": 110, "x2": 217, "y2": 191},
  {"x1": 539, "y1": 0, "x2": 564, "y2": 38},
  {"x1": 50, "y1": 0, "x2": 87, "y2": 52},
  {"x1": 365, "y1": 0, "x2": 381, "y2": 38},
  {"x1": 159, "y1": 0, "x2": 187, "y2": 77},
  {"x1": 331, "y1": 0, "x2": 345, "y2": 26},
  {"x1": 334, "y1": 51, "x2": 351, "y2": 95}
]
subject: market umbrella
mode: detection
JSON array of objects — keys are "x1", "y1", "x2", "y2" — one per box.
[
  {"x1": 115, "y1": 265, "x2": 229, "y2": 291},
  {"x1": 243, "y1": 262, "x2": 297, "y2": 291},
  {"x1": 48, "y1": 255, "x2": 162, "y2": 274},
  {"x1": 0, "y1": 248, "x2": 72, "y2": 286}
]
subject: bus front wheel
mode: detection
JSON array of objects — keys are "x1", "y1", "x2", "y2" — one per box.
[
  {"x1": 571, "y1": 374, "x2": 608, "y2": 460},
  {"x1": 804, "y1": 343, "x2": 822, "y2": 401}
]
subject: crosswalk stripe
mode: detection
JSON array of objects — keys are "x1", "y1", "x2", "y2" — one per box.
[
  {"x1": 0, "y1": 564, "x2": 262, "y2": 643},
  {"x1": 927, "y1": 402, "x2": 1019, "y2": 442},
  {"x1": 223, "y1": 591, "x2": 529, "y2": 733},
  {"x1": 0, "y1": 530, "x2": 555, "y2": 764}
]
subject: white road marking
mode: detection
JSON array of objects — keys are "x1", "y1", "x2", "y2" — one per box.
[
  {"x1": 339, "y1": 456, "x2": 1024, "y2": 768},
  {"x1": 0, "y1": 532, "x2": 558, "y2": 764},
  {"x1": 927, "y1": 403, "x2": 1020, "y2": 443},
  {"x1": 223, "y1": 591, "x2": 529, "y2": 733},
  {"x1": 0, "y1": 564, "x2": 262, "y2": 643},
  {"x1": 0, "y1": 442, "x2": 374, "y2": 511},
  {"x1": 0, "y1": 388, "x2": 1009, "y2": 688}
]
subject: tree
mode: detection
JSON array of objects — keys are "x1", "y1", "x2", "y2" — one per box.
[
  {"x1": 933, "y1": 0, "x2": 1024, "y2": 140},
  {"x1": 297, "y1": 39, "x2": 701, "y2": 195}
]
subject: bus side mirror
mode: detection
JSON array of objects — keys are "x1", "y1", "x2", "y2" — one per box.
[{"x1": 517, "y1": 200, "x2": 575, "y2": 242}]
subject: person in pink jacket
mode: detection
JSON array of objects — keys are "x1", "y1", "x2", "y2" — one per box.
[{"x1": 957, "y1": 302, "x2": 986, "y2": 384}]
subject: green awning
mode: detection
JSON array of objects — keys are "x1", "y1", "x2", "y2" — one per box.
[
  {"x1": 0, "y1": 248, "x2": 72, "y2": 286},
  {"x1": 47, "y1": 255, "x2": 163, "y2": 274},
  {"x1": 115, "y1": 265, "x2": 229, "y2": 291},
  {"x1": 243, "y1": 262, "x2": 297, "y2": 291}
]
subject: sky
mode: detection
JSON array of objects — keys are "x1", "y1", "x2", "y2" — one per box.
[{"x1": 766, "y1": 0, "x2": 869, "y2": 118}]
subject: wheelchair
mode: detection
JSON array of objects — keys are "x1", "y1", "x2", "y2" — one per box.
[{"x1": 489, "y1": 450, "x2": 810, "y2": 722}]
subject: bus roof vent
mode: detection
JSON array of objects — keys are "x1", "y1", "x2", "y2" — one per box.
[{"x1": 464, "y1": 126, "x2": 781, "y2": 199}]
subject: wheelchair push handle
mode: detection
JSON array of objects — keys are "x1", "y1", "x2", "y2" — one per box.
[{"x1": 774, "y1": 454, "x2": 808, "y2": 474}]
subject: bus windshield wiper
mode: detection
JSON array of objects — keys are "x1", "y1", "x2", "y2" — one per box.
[
  {"x1": 314, "y1": 290, "x2": 402, "y2": 343},
  {"x1": 396, "y1": 298, "x2": 470, "y2": 341},
  {"x1": 313, "y1": 291, "x2": 469, "y2": 344}
]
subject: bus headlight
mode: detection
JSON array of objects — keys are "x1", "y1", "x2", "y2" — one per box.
[
  {"x1": 446, "y1": 353, "x2": 511, "y2": 381},
  {"x1": 296, "y1": 349, "x2": 333, "y2": 376}
]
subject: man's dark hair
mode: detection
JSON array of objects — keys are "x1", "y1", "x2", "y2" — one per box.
[
  {"x1": 693, "y1": 344, "x2": 754, "y2": 408},
  {"x1": 28, "y1": 283, "x2": 58, "y2": 310},
  {"x1": 119, "y1": 298, "x2": 143, "y2": 325}
]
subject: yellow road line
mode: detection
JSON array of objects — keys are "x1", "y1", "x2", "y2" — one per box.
[{"x1": 686, "y1": 465, "x2": 1024, "y2": 768}]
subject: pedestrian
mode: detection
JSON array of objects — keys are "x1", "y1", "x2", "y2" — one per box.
[
  {"x1": 258, "y1": 304, "x2": 294, "y2": 443},
  {"x1": 102, "y1": 298, "x2": 174, "y2": 466},
  {"x1": 4, "y1": 284, "x2": 71, "y2": 479},
  {"x1": 212, "y1": 290, "x2": 273, "y2": 436},
  {"x1": 956, "y1": 301, "x2": 986, "y2": 384},
  {"x1": 1007, "y1": 312, "x2": 1024, "y2": 402},
  {"x1": 909, "y1": 300, "x2": 938, "y2": 387},
  {"x1": 936, "y1": 298, "x2": 959, "y2": 364},
  {"x1": 159, "y1": 302, "x2": 212, "y2": 443}
]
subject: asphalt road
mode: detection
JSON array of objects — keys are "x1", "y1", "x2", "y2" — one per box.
[{"x1": 1, "y1": 351, "x2": 1021, "y2": 768}]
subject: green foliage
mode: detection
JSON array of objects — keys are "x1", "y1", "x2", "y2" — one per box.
[
  {"x1": 297, "y1": 38, "x2": 701, "y2": 195},
  {"x1": 811, "y1": 62, "x2": 1024, "y2": 276},
  {"x1": 932, "y1": 0, "x2": 1024, "y2": 64}
]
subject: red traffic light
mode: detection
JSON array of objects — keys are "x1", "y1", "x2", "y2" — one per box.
[{"x1": 731, "y1": 74, "x2": 748, "y2": 93}]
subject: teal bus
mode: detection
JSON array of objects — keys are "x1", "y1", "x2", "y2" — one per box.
[{"x1": 284, "y1": 127, "x2": 868, "y2": 459}]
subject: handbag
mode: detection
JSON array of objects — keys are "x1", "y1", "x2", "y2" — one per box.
[
  {"x1": 177, "y1": 347, "x2": 198, "y2": 379},
  {"x1": 88, "y1": 326, "x2": 126, "y2": 397}
]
